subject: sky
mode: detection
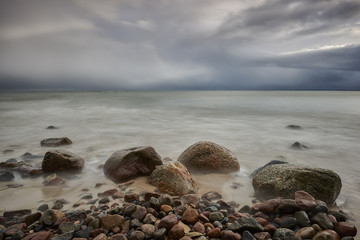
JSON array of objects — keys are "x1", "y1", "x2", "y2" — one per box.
[{"x1": 0, "y1": 0, "x2": 359, "y2": 90}]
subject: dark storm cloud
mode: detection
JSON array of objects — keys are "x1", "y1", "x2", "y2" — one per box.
[
  {"x1": 217, "y1": 0, "x2": 360, "y2": 39},
  {"x1": 0, "y1": 0, "x2": 359, "y2": 90}
]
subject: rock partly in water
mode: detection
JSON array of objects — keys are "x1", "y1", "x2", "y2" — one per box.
[
  {"x1": 177, "y1": 141, "x2": 239, "y2": 173},
  {"x1": 286, "y1": 125, "x2": 302, "y2": 130},
  {"x1": 290, "y1": 142, "x2": 308, "y2": 150},
  {"x1": 0, "y1": 171, "x2": 15, "y2": 181},
  {"x1": 42, "y1": 150, "x2": 84, "y2": 173},
  {"x1": 103, "y1": 146, "x2": 163, "y2": 183},
  {"x1": 252, "y1": 164, "x2": 342, "y2": 204},
  {"x1": 250, "y1": 160, "x2": 288, "y2": 178},
  {"x1": 149, "y1": 161, "x2": 198, "y2": 196},
  {"x1": 40, "y1": 137, "x2": 72, "y2": 147}
]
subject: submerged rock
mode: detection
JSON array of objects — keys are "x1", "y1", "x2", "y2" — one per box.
[
  {"x1": 290, "y1": 141, "x2": 308, "y2": 150},
  {"x1": 286, "y1": 125, "x2": 302, "y2": 130},
  {"x1": 42, "y1": 150, "x2": 84, "y2": 173},
  {"x1": 0, "y1": 171, "x2": 15, "y2": 181},
  {"x1": 103, "y1": 146, "x2": 163, "y2": 183},
  {"x1": 149, "y1": 161, "x2": 198, "y2": 196},
  {"x1": 40, "y1": 137, "x2": 72, "y2": 147},
  {"x1": 250, "y1": 160, "x2": 288, "y2": 178},
  {"x1": 252, "y1": 164, "x2": 342, "y2": 204},
  {"x1": 178, "y1": 141, "x2": 239, "y2": 173}
]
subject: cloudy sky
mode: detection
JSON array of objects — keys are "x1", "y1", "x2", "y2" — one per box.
[{"x1": 0, "y1": 0, "x2": 359, "y2": 90}]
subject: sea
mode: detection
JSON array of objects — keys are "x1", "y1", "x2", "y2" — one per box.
[{"x1": 0, "y1": 91, "x2": 359, "y2": 226}]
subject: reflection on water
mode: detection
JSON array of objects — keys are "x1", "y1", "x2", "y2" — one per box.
[{"x1": 0, "y1": 91, "x2": 359, "y2": 226}]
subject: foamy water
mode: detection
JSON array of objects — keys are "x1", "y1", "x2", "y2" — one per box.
[{"x1": 0, "y1": 91, "x2": 359, "y2": 225}]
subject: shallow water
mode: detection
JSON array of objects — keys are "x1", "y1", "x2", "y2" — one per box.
[{"x1": 0, "y1": 91, "x2": 359, "y2": 225}]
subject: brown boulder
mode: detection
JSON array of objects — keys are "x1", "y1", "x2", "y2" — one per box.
[
  {"x1": 177, "y1": 141, "x2": 239, "y2": 173},
  {"x1": 104, "y1": 146, "x2": 162, "y2": 183},
  {"x1": 40, "y1": 137, "x2": 72, "y2": 147},
  {"x1": 149, "y1": 161, "x2": 198, "y2": 196},
  {"x1": 42, "y1": 150, "x2": 84, "y2": 173},
  {"x1": 252, "y1": 165, "x2": 342, "y2": 204}
]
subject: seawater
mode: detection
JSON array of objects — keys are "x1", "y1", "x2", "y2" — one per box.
[{"x1": 0, "y1": 91, "x2": 359, "y2": 223}]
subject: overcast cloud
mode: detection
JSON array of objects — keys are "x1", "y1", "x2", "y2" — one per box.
[{"x1": 0, "y1": 0, "x2": 359, "y2": 90}]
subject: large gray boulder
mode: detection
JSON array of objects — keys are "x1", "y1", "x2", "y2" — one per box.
[
  {"x1": 149, "y1": 161, "x2": 198, "y2": 196},
  {"x1": 104, "y1": 146, "x2": 163, "y2": 183},
  {"x1": 42, "y1": 150, "x2": 84, "y2": 173},
  {"x1": 178, "y1": 141, "x2": 239, "y2": 173},
  {"x1": 252, "y1": 164, "x2": 342, "y2": 205}
]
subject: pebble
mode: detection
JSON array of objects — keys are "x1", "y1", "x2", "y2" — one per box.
[
  {"x1": 141, "y1": 224, "x2": 156, "y2": 236},
  {"x1": 209, "y1": 211, "x2": 224, "y2": 222},
  {"x1": 160, "y1": 204, "x2": 173, "y2": 214},
  {"x1": 131, "y1": 206, "x2": 147, "y2": 221},
  {"x1": 130, "y1": 230, "x2": 145, "y2": 240},
  {"x1": 313, "y1": 229, "x2": 340, "y2": 240},
  {"x1": 99, "y1": 197, "x2": 110, "y2": 204},
  {"x1": 273, "y1": 228, "x2": 295, "y2": 239},
  {"x1": 221, "y1": 230, "x2": 241, "y2": 240},
  {"x1": 280, "y1": 217, "x2": 297, "y2": 229},
  {"x1": 277, "y1": 199, "x2": 299, "y2": 213},
  {"x1": 100, "y1": 215, "x2": 124, "y2": 231},
  {"x1": 193, "y1": 222, "x2": 205, "y2": 234},
  {"x1": 158, "y1": 214, "x2": 178, "y2": 231},
  {"x1": 294, "y1": 210, "x2": 310, "y2": 227},
  {"x1": 59, "y1": 221, "x2": 76, "y2": 234},
  {"x1": 143, "y1": 213, "x2": 156, "y2": 224},
  {"x1": 182, "y1": 208, "x2": 199, "y2": 224},
  {"x1": 168, "y1": 224, "x2": 185, "y2": 240},
  {"x1": 294, "y1": 227, "x2": 316, "y2": 239},
  {"x1": 153, "y1": 228, "x2": 166, "y2": 240},
  {"x1": 207, "y1": 227, "x2": 221, "y2": 238},
  {"x1": 334, "y1": 222, "x2": 357, "y2": 237},
  {"x1": 37, "y1": 204, "x2": 49, "y2": 212},
  {"x1": 311, "y1": 212, "x2": 334, "y2": 230},
  {"x1": 253, "y1": 232, "x2": 271, "y2": 240},
  {"x1": 242, "y1": 230, "x2": 256, "y2": 240},
  {"x1": 124, "y1": 193, "x2": 140, "y2": 203},
  {"x1": 294, "y1": 190, "x2": 317, "y2": 211}
]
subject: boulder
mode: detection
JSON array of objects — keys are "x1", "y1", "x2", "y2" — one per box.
[
  {"x1": 104, "y1": 146, "x2": 162, "y2": 183},
  {"x1": 40, "y1": 137, "x2": 72, "y2": 147},
  {"x1": 252, "y1": 164, "x2": 342, "y2": 204},
  {"x1": 0, "y1": 171, "x2": 15, "y2": 181},
  {"x1": 177, "y1": 141, "x2": 239, "y2": 173},
  {"x1": 290, "y1": 142, "x2": 308, "y2": 150},
  {"x1": 149, "y1": 161, "x2": 198, "y2": 196},
  {"x1": 250, "y1": 160, "x2": 288, "y2": 178},
  {"x1": 42, "y1": 150, "x2": 84, "y2": 173}
]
